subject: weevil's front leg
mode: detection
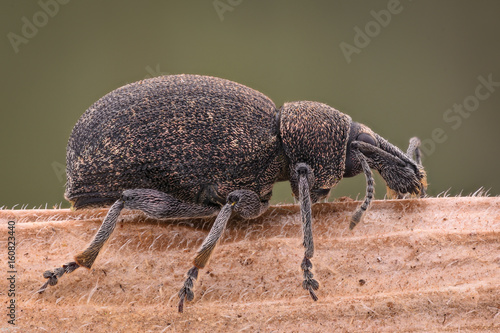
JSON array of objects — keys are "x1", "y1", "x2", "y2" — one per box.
[
  {"x1": 295, "y1": 163, "x2": 319, "y2": 301},
  {"x1": 349, "y1": 143, "x2": 375, "y2": 230},
  {"x1": 178, "y1": 189, "x2": 265, "y2": 313}
]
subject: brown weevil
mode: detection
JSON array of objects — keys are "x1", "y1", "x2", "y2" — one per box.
[{"x1": 38, "y1": 74, "x2": 427, "y2": 312}]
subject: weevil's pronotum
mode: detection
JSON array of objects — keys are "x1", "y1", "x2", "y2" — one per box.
[{"x1": 38, "y1": 74, "x2": 427, "y2": 312}]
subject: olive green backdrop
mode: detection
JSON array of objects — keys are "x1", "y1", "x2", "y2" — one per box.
[{"x1": 1, "y1": 0, "x2": 499, "y2": 208}]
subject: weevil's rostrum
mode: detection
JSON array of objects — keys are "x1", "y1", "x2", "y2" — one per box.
[{"x1": 39, "y1": 74, "x2": 427, "y2": 312}]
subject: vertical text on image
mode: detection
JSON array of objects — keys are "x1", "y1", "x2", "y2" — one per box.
[{"x1": 7, "y1": 220, "x2": 17, "y2": 326}]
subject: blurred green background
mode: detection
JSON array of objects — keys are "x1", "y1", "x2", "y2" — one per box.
[{"x1": 1, "y1": 0, "x2": 499, "y2": 209}]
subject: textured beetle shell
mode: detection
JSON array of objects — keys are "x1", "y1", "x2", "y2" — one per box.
[
  {"x1": 66, "y1": 75, "x2": 284, "y2": 209},
  {"x1": 280, "y1": 101, "x2": 351, "y2": 202}
]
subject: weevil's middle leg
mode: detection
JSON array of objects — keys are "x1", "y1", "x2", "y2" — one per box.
[
  {"x1": 178, "y1": 189, "x2": 266, "y2": 313},
  {"x1": 178, "y1": 203, "x2": 232, "y2": 313},
  {"x1": 296, "y1": 163, "x2": 319, "y2": 301}
]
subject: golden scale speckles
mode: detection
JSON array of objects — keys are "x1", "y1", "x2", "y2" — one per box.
[
  {"x1": 45, "y1": 74, "x2": 429, "y2": 312},
  {"x1": 65, "y1": 75, "x2": 281, "y2": 206}
]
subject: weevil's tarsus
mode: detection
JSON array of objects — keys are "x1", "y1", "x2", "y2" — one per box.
[
  {"x1": 350, "y1": 143, "x2": 375, "y2": 230},
  {"x1": 178, "y1": 266, "x2": 199, "y2": 313},
  {"x1": 301, "y1": 257, "x2": 319, "y2": 301},
  {"x1": 38, "y1": 261, "x2": 79, "y2": 294},
  {"x1": 296, "y1": 163, "x2": 319, "y2": 301}
]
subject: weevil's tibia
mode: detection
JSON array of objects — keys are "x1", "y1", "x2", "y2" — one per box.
[
  {"x1": 178, "y1": 202, "x2": 233, "y2": 312},
  {"x1": 350, "y1": 143, "x2": 375, "y2": 230},
  {"x1": 296, "y1": 163, "x2": 319, "y2": 301},
  {"x1": 38, "y1": 199, "x2": 124, "y2": 293},
  {"x1": 74, "y1": 199, "x2": 125, "y2": 268}
]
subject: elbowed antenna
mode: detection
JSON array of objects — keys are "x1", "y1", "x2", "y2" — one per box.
[{"x1": 349, "y1": 142, "x2": 375, "y2": 229}]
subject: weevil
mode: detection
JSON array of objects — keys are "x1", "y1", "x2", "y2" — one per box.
[{"x1": 38, "y1": 74, "x2": 427, "y2": 312}]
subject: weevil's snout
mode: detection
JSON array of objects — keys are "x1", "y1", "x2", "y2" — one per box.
[
  {"x1": 379, "y1": 160, "x2": 424, "y2": 196},
  {"x1": 374, "y1": 135, "x2": 427, "y2": 198},
  {"x1": 345, "y1": 123, "x2": 427, "y2": 198}
]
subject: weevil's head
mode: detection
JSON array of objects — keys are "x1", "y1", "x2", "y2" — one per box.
[
  {"x1": 279, "y1": 101, "x2": 352, "y2": 203},
  {"x1": 344, "y1": 122, "x2": 427, "y2": 197}
]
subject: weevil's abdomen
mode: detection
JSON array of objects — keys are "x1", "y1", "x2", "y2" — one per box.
[{"x1": 66, "y1": 75, "x2": 283, "y2": 209}]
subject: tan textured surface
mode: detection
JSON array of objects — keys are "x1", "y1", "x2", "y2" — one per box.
[{"x1": 1, "y1": 197, "x2": 499, "y2": 332}]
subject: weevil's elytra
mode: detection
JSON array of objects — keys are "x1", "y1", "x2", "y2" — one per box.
[{"x1": 38, "y1": 74, "x2": 427, "y2": 313}]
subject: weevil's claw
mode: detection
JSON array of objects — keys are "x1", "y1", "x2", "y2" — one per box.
[
  {"x1": 178, "y1": 290, "x2": 186, "y2": 313},
  {"x1": 178, "y1": 266, "x2": 198, "y2": 313},
  {"x1": 301, "y1": 257, "x2": 319, "y2": 301},
  {"x1": 302, "y1": 279, "x2": 319, "y2": 301},
  {"x1": 38, "y1": 262, "x2": 79, "y2": 294},
  {"x1": 178, "y1": 285, "x2": 195, "y2": 313}
]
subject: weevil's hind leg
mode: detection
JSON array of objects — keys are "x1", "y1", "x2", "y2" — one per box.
[
  {"x1": 178, "y1": 189, "x2": 266, "y2": 313},
  {"x1": 39, "y1": 189, "x2": 218, "y2": 294},
  {"x1": 38, "y1": 199, "x2": 124, "y2": 293},
  {"x1": 295, "y1": 163, "x2": 319, "y2": 301},
  {"x1": 350, "y1": 144, "x2": 375, "y2": 230}
]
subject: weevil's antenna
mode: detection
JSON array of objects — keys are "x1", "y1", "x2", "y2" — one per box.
[
  {"x1": 406, "y1": 137, "x2": 427, "y2": 197},
  {"x1": 350, "y1": 143, "x2": 375, "y2": 230},
  {"x1": 407, "y1": 137, "x2": 422, "y2": 166}
]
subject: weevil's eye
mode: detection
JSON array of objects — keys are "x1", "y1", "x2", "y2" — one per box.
[{"x1": 356, "y1": 133, "x2": 377, "y2": 146}]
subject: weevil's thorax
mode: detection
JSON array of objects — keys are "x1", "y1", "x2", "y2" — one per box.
[{"x1": 279, "y1": 101, "x2": 351, "y2": 202}]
